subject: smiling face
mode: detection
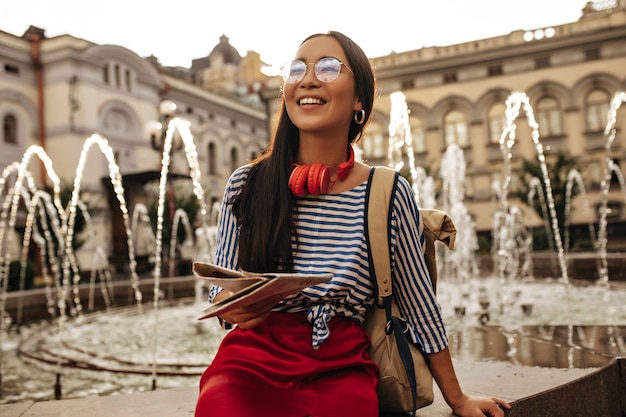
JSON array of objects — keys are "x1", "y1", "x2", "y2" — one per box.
[{"x1": 283, "y1": 35, "x2": 362, "y2": 140}]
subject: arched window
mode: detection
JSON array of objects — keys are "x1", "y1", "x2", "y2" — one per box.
[
  {"x1": 488, "y1": 103, "x2": 507, "y2": 144},
  {"x1": 207, "y1": 142, "x2": 216, "y2": 175},
  {"x1": 411, "y1": 117, "x2": 426, "y2": 153},
  {"x1": 492, "y1": 171, "x2": 504, "y2": 197},
  {"x1": 361, "y1": 121, "x2": 386, "y2": 159},
  {"x1": 3, "y1": 114, "x2": 17, "y2": 144},
  {"x1": 103, "y1": 108, "x2": 131, "y2": 135},
  {"x1": 464, "y1": 177, "x2": 474, "y2": 198},
  {"x1": 443, "y1": 110, "x2": 468, "y2": 148},
  {"x1": 536, "y1": 96, "x2": 562, "y2": 137},
  {"x1": 585, "y1": 88, "x2": 610, "y2": 132},
  {"x1": 230, "y1": 147, "x2": 239, "y2": 174}
]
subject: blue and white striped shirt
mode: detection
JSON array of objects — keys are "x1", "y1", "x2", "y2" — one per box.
[{"x1": 210, "y1": 165, "x2": 448, "y2": 353}]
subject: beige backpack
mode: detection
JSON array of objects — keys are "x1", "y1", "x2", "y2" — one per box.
[{"x1": 363, "y1": 166, "x2": 456, "y2": 415}]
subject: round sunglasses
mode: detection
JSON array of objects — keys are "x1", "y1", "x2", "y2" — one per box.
[{"x1": 281, "y1": 57, "x2": 353, "y2": 84}]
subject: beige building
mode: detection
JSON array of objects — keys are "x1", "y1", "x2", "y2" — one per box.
[
  {"x1": 0, "y1": 26, "x2": 268, "y2": 270},
  {"x1": 363, "y1": 0, "x2": 626, "y2": 251}
]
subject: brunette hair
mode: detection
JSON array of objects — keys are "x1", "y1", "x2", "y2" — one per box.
[{"x1": 232, "y1": 31, "x2": 376, "y2": 272}]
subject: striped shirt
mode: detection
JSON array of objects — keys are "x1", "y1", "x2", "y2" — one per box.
[{"x1": 210, "y1": 165, "x2": 448, "y2": 353}]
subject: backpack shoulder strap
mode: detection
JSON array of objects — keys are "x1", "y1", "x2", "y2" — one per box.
[
  {"x1": 365, "y1": 167, "x2": 458, "y2": 299},
  {"x1": 365, "y1": 166, "x2": 399, "y2": 307}
]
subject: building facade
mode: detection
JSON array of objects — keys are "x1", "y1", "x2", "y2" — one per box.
[
  {"x1": 0, "y1": 27, "x2": 268, "y2": 270},
  {"x1": 363, "y1": 0, "x2": 626, "y2": 251}
]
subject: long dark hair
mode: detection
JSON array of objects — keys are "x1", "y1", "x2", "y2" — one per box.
[{"x1": 232, "y1": 31, "x2": 376, "y2": 272}]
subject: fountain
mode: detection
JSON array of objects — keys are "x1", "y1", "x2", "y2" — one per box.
[
  {"x1": 0, "y1": 114, "x2": 212, "y2": 402},
  {"x1": 0, "y1": 91, "x2": 624, "y2": 409},
  {"x1": 384, "y1": 90, "x2": 626, "y2": 363}
]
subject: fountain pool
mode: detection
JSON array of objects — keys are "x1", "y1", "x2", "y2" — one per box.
[{"x1": 1, "y1": 276, "x2": 624, "y2": 405}]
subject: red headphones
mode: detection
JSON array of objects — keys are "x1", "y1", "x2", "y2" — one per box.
[{"x1": 289, "y1": 147, "x2": 355, "y2": 197}]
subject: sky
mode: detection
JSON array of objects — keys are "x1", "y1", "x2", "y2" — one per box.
[{"x1": 3, "y1": 0, "x2": 587, "y2": 74}]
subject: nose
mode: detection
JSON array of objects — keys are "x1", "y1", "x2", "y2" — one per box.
[{"x1": 300, "y1": 63, "x2": 320, "y2": 86}]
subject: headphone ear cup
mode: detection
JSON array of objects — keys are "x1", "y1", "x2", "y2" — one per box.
[
  {"x1": 289, "y1": 164, "x2": 310, "y2": 197},
  {"x1": 319, "y1": 165, "x2": 331, "y2": 194},
  {"x1": 307, "y1": 163, "x2": 329, "y2": 195}
]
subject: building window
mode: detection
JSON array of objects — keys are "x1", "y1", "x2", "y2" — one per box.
[
  {"x1": 488, "y1": 102, "x2": 507, "y2": 144},
  {"x1": 114, "y1": 64, "x2": 121, "y2": 88},
  {"x1": 535, "y1": 56, "x2": 550, "y2": 69},
  {"x1": 588, "y1": 161, "x2": 602, "y2": 185},
  {"x1": 4, "y1": 64, "x2": 19, "y2": 75},
  {"x1": 230, "y1": 147, "x2": 239, "y2": 173},
  {"x1": 443, "y1": 72, "x2": 457, "y2": 83},
  {"x1": 586, "y1": 159, "x2": 621, "y2": 189},
  {"x1": 585, "y1": 88, "x2": 610, "y2": 132},
  {"x1": 401, "y1": 79, "x2": 414, "y2": 90},
  {"x1": 465, "y1": 176, "x2": 474, "y2": 198},
  {"x1": 585, "y1": 48, "x2": 601, "y2": 61},
  {"x1": 361, "y1": 122, "x2": 386, "y2": 159},
  {"x1": 411, "y1": 117, "x2": 426, "y2": 153},
  {"x1": 3, "y1": 114, "x2": 17, "y2": 144},
  {"x1": 492, "y1": 171, "x2": 503, "y2": 196},
  {"x1": 596, "y1": 200, "x2": 623, "y2": 219},
  {"x1": 510, "y1": 174, "x2": 520, "y2": 193},
  {"x1": 208, "y1": 142, "x2": 217, "y2": 175},
  {"x1": 102, "y1": 62, "x2": 136, "y2": 91},
  {"x1": 125, "y1": 69, "x2": 132, "y2": 92},
  {"x1": 488, "y1": 65, "x2": 502, "y2": 76},
  {"x1": 609, "y1": 158, "x2": 621, "y2": 187},
  {"x1": 444, "y1": 110, "x2": 468, "y2": 148},
  {"x1": 535, "y1": 96, "x2": 562, "y2": 137}
]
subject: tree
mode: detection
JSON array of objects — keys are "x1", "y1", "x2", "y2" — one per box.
[{"x1": 514, "y1": 151, "x2": 579, "y2": 250}]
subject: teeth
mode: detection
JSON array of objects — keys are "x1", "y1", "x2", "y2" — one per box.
[{"x1": 299, "y1": 97, "x2": 322, "y2": 105}]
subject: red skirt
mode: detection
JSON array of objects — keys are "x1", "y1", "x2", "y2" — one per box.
[{"x1": 195, "y1": 311, "x2": 379, "y2": 417}]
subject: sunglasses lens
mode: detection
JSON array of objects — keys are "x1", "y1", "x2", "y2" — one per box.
[
  {"x1": 315, "y1": 58, "x2": 342, "y2": 82},
  {"x1": 282, "y1": 60, "x2": 306, "y2": 84},
  {"x1": 281, "y1": 58, "x2": 345, "y2": 84}
]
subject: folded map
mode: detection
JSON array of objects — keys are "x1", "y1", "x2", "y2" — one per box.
[{"x1": 193, "y1": 262, "x2": 333, "y2": 320}]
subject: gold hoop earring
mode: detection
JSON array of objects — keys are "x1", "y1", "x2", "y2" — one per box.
[{"x1": 354, "y1": 110, "x2": 365, "y2": 125}]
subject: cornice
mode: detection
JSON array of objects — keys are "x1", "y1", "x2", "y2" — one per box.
[{"x1": 372, "y1": 18, "x2": 626, "y2": 80}]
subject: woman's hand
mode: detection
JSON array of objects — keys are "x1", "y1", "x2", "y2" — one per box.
[
  {"x1": 215, "y1": 290, "x2": 283, "y2": 329},
  {"x1": 426, "y1": 348, "x2": 511, "y2": 417},
  {"x1": 451, "y1": 394, "x2": 511, "y2": 417}
]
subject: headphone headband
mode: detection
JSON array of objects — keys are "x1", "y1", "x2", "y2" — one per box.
[{"x1": 336, "y1": 146, "x2": 355, "y2": 181}]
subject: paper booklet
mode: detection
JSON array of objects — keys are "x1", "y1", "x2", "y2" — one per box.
[{"x1": 192, "y1": 262, "x2": 333, "y2": 320}]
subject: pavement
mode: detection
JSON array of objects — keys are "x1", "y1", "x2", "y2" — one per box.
[{"x1": 0, "y1": 358, "x2": 602, "y2": 417}]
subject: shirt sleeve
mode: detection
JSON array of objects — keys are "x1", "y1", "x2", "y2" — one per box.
[
  {"x1": 207, "y1": 165, "x2": 249, "y2": 303},
  {"x1": 390, "y1": 176, "x2": 448, "y2": 353}
]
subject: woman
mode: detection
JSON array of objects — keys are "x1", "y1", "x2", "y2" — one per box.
[{"x1": 195, "y1": 31, "x2": 511, "y2": 417}]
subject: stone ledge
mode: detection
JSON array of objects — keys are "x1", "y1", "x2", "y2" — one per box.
[{"x1": 4, "y1": 359, "x2": 616, "y2": 417}]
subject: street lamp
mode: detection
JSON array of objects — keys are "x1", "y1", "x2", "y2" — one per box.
[{"x1": 145, "y1": 99, "x2": 182, "y2": 152}]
